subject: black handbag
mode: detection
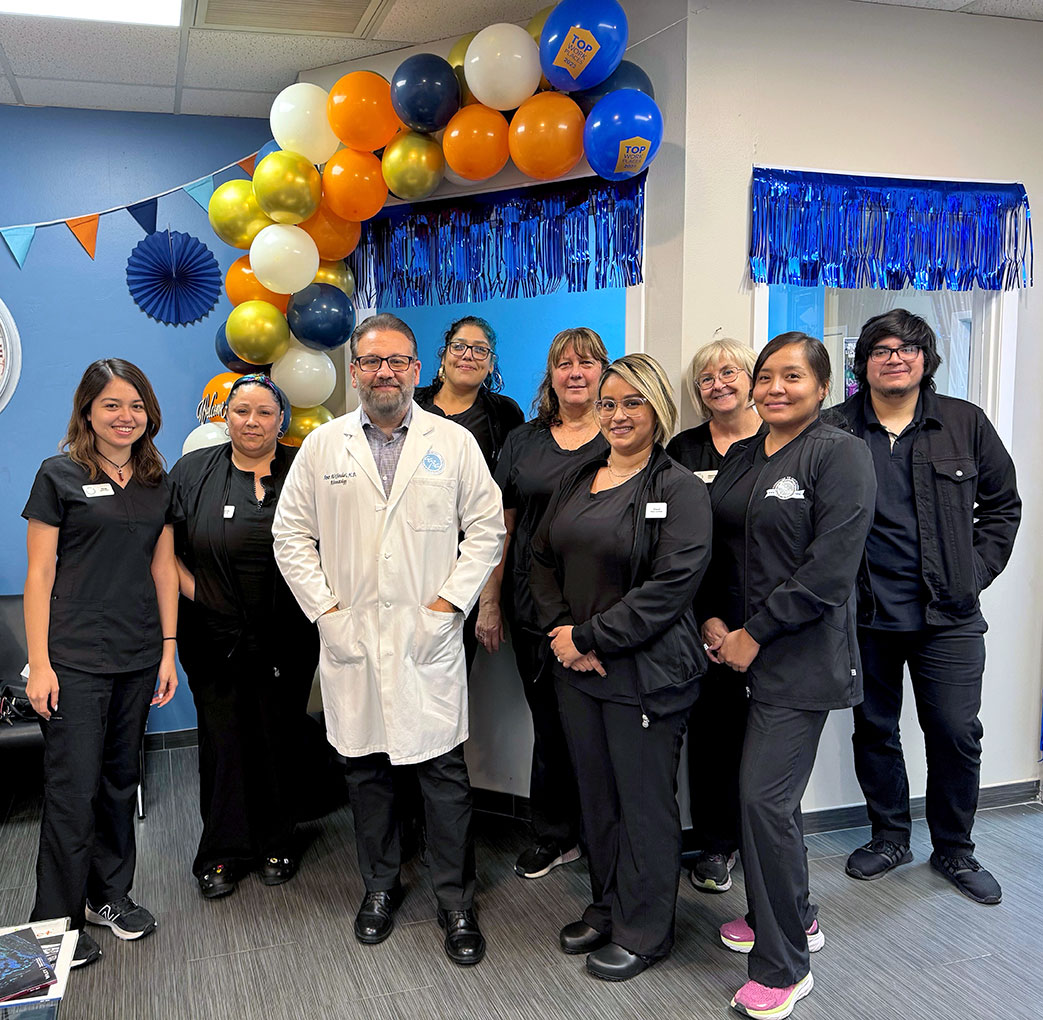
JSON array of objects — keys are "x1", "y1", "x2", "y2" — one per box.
[{"x1": 0, "y1": 680, "x2": 35, "y2": 725}]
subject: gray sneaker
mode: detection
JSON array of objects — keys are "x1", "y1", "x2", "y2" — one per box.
[{"x1": 85, "y1": 896, "x2": 157, "y2": 940}]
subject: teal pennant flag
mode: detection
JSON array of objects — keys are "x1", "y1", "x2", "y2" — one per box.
[
  {"x1": 183, "y1": 176, "x2": 215, "y2": 211},
  {"x1": 1, "y1": 225, "x2": 35, "y2": 268}
]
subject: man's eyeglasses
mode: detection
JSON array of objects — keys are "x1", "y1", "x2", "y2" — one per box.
[
  {"x1": 353, "y1": 354, "x2": 416, "y2": 373},
  {"x1": 697, "y1": 366, "x2": 743, "y2": 390},
  {"x1": 868, "y1": 344, "x2": 922, "y2": 364},
  {"x1": 595, "y1": 396, "x2": 651, "y2": 418},
  {"x1": 447, "y1": 341, "x2": 492, "y2": 362}
]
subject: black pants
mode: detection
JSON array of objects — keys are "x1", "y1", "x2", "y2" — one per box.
[
  {"x1": 345, "y1": 744, "x2": 476, "y2": 910},
  {"x1": 687, "y1": 661, "x2": 748, "y2": 854},
  {"x1": 853, "y1": 622, "x2": 986, "y2": 856},
  {"x1": 511, "y1": 625, "x2": 581, "y2": 851},
  {"x1": 557, "y1": 681, "x2": 688, "y2": 959},
  {"x1": 740, "y1": 700, "x2": 827, "y2": 988},
  {"x1": 31, "y1": 664, "x2": 154, "y2": 928}
]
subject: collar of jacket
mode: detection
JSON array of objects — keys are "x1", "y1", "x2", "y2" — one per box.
[{"x1": 836, "y1": 388, "x2": 943, "y2": 432}]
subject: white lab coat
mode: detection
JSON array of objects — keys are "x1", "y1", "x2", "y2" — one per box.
[{"x1": 272, "y1": 403, "x2": 505, "y2": 765}]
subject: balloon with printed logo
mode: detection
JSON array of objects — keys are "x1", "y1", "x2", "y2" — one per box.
[
  {"x1": 208, "y1": 179, "x2": 274, "y2": 249},
  {"x1": 573, "y1": 60, "x2": 654, "y2": 116},
  {"x1": 313, "y1": 259, "x2": 355, "y2": 299},
  {"x1": 225, "y1": 300, "x2": 291, "y2": 366},
  {"x1": 464, "y1": 23, "x2": 542, "y2": 111},
  {"x1": 508, "y1": 92, "x2": 586, "y2": 180},
  {"x1": 390, "y1": 53, "x2": 460, "y2": 134},
  {"x1": 269, "y1": 82, "x2": 340, "y2": 165},
  {"x1": 183, "y1": 420, "x2": 230, "y2": 455},
  {"x1": 322, "y1": 148, "x2": 388, "y2": 222},
  {"x1": 381, "y1": 131, "x2": 445, "y2": 201},
  {"x1": 216, "y1": 320, "x2": 269, "y2": 375},
  {"x1": 224, "y1": 255, "x2": 290, "y2": 313},
  {"x1": 299, "y1": 203, "x2": 361, "y2": 260},
  {"x1": 251, "y1": 150, "x2": 322, "y2": 224},
  {"x1": 198, "y1": 372, "x2": 243, "y2": 423},
  {"x1": 539, "y1": 0, "x2": 628, "y2": 92},
  {"x1": 271, "y1": 343, "x2": 337, "y2": 407},
  {"x1": 280, "y1": 404, "x2": 334, "y2": 447},
  {"x1": 327, "y1": 71, "x2": 401, "y2": 152},
  {"x1": 583, "y1": 88, "x2": 664, "y2": 181},
  {"x1": 442, "y1": 105, "x2": 510, "y2": 182},
  {"x1": 287, "y1": 283, "x2": 356, "y2": 352},
  {"x1": 249, "y1": 224, "x2": 320, "y2": 294}
]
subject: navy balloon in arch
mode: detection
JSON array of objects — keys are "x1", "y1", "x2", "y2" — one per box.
[
  {"x1": 390, "y1": 53, "x2": 460, "y2": 134},
  {"x1": 573, "y1": 60, "x2": 654, "y2": 117},
  {"x1": 287, "y1": 283, "x2": 356, "y2": 352}
]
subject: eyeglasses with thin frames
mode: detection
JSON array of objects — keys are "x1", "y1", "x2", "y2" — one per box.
[
  {"x1": 353, "y1": 354, "x2": 416, "y2": 373},
  {"x1": 594, "y1": 396, "x2": 651, "y2": 418},
  {"x1": 447, "y1": 341, "x2": 492, "y2": 362},
  {"x1": 868, "y1": 344, "x2": 922, "y2": 364},
  {"x1": 697, "y1": 366, "x2": 744, "y2": 390}
]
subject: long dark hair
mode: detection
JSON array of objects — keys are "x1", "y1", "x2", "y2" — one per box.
[
  {"x1": 61, "y1": 359, "x2": 165, "y2": 485},
  {"x1": 425, "y1": 316, "x2": 504, "y2": 395},
  {"x1": 852, "y1": 308, "x2": 941, "y2": 392},
  {"x1": 532, "y1": 327, "x2": 610, "y2": 426}
]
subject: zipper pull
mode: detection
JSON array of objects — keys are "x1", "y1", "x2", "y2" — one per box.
[{"x1": 641, "y1": 713, "x2": 649, "y2": 729}]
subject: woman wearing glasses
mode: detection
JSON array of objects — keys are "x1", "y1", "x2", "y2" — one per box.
[
  {"x1": 169, "y1": 374, "x2": 318, "y2": 900},
  {"x1": 530, "y1": 354, "x2": 712, "y2": 981},
  {"x1": 666, "y1": 340, "x2": 760, "y2": 894}
]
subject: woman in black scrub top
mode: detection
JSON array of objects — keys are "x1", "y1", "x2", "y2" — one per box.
[
  {"x1": 530, "y1": 353, "x2": 711, "y2": 981},
  {"x1": 484, "y1": 327, "x2": 609, "y2": 882},
  {"x1": 666, "y1": 339, "x2": 760, "y2": 895},
  {"x1": 169, "y1": 374, "x2": 318, "y2": 900},
  {"x1": 22, "y1": 358, "x2": 178, "y2": 969}
]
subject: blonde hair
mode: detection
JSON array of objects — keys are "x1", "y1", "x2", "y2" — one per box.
[
  {"x1": 532, "y1": 327, "x2": 610, "y2": 426},
  {"x1": 599, "y1": 353, "x2": 677, "y2": 447},
  {"x1": 684, "y1": 338, "x2": 756, "y2": 420}
]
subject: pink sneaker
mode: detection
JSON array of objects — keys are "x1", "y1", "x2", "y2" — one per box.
[
  {"x1": 719, "y1": 918, "x2": 825, "y2": 954},
  {"x1": 731, "y1": 972, "x2": 814, "y2": 1018}
]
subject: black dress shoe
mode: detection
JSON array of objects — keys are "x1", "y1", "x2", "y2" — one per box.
[
  {"x1": 261, "y1": 855, "x2": 298, "y2": 886},
  {"x1": 586, "y1": 942, "x2": 655, "y2": 981},
  {"x1": 354, "y1": 887, "x2": 403, "y2": 945},
  {"x1": 559, "y1": 920, "x2": 611, "y2": 955},
  {"x1": 437, "y1": 908, "x2": 486, "y2": 966},
  {"x1": 198, "y1": 864, "x2": 237, "y2": 900}
]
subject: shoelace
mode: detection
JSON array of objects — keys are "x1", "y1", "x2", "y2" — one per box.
[
  {"x1": 941, "y1": 854, "x2": 981, "y2": 872},
  {"x1": 869, "y1": 838, "x2": 906, "y2": 858}
]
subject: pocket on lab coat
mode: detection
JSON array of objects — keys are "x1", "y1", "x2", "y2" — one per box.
[
  {"x1": 411, "y1": 605, "x2": 463, "y2": 665},
  {"x1": 405, "y1": 479, "x2": 455, "y2": 532},
  {"x1": 317, "y1": 607, "x2": 364, "y2": 665}
]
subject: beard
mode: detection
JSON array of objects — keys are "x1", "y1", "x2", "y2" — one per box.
[{"x1": 361, "y1": 379, "x2": 414, "y2": 423}]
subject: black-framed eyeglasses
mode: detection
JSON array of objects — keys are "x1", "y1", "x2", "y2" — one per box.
[
  {"x1": 868, "y1": 344, "x2": 922, "y2": 364},
  {"x1": 447, "y1": 341, "x2": 492, "y2": 362},
  {"x1": 697, "y1": 365, "x2": 744, "y2": 390},
  {"x1": 595, "y1": 396, "x2": 651, "y2": 418},
  {"x1": 353, "y1": 354, "x2": 416, "y2": 373}
]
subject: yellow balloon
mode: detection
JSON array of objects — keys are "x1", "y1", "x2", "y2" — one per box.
[
  {"x1": 381, "y1": 132, "x2": 445, "y2": 202},
  {"x1": 252, "y1": 150, "x2": 322, "y2": 225},
  {"x1": 526, "y1": 5, "x2": 554, "y2": 43},
  {"x1": 208, "y1": 179, "x2": 274, "y2": 249},
  {"x1": 280, "y1": 404, "x2": 334, "y2": 447},
  {"x1": 225, "y1": 300, "x2": 291, "y2": 365},
  {"x1": 313, "y1": 259, "x2": 356, "y2": 299},
  {"x1": 448, "y1": 31, "x2": 476, "y2": 68}
]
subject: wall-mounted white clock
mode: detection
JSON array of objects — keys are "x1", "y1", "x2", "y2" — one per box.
[{"x1": 0, "y1": 297, "x2": 22, "y2": 414}]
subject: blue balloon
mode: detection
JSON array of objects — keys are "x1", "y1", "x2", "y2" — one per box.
[
  {"x1": 583, "y1": 89, "x2": 664, "y2": 182},
  {"x1": 287, "y1": 283, "x2": 356, "y2": 352},
  {"x1": 215, "y1": 321, "x2": 266, "y2": 375},
  {"x1": 255, "y1": 138, "x2": 281, "y2": 165},
  {"x1": 573, "y1": 60, "x2": 653, "y2": 116},
  {"x1": 539, "y1": 0, "x2": 628, "y2": 93},
  {"x1": 390, "y1": 53, "x2": 460, "y2": 134}
]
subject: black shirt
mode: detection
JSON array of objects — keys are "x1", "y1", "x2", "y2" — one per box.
[
  {"x1": 667, "y1": 421, "x2": 724, "y2": 482},
  {"x1": 415, "y1": 386, "x2": 524, "y2": 472},
  {"x1": 22, "y1": 454, "x2": 173, "y2": 673}
]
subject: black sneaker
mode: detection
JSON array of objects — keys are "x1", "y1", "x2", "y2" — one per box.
[
  {"x1": 845, "y1": 838, "x2": 913, "y2": 880},
  {"x1": 85, "y1": 896, "x2": 157, "y2": 940},
  {"x1": 71, "y1": 930, "x2": 102, "y2": 968},
  {"x1": 514, "y1": 843, "x2": 582, "y2": 879},
  {"x1": 689, "y1": 850, "x2": 737, "y2": 892},
  {"x1": 929, "y1": 851, "x2": 1002, "y2": 904}
]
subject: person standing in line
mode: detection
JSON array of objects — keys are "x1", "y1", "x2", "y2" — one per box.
[{"x1": 272, "y1": 313, "x2": 505, "y2": 966}]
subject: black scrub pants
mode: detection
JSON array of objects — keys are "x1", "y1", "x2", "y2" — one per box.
[
  {"x1": 556, "y1": 681, "x2": 688, "y2": 959},
  {"x1": 31, "y1": 664, "x2": 154, "y2": 929},
  {"x1": 345, "y1": 744, "x2": 476, "y2": 910},
  {"x1": 739, "y1": 700, "x2": 828, "y2": 988},
  {"x1": 852, "y1": 622, "x2": 986, "y2": 856}
]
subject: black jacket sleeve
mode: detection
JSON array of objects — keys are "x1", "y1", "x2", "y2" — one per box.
[
  {"x1": 529, "y1": 481, "x2": 576, "y2": 633},
  {"x1": 971, "y1": 408, "x2": 1021, "y2": 590}
]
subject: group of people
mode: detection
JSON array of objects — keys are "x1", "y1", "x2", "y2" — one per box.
[{"x1": 20, "y1": 305, "x2": 1019, "y2": 1020}]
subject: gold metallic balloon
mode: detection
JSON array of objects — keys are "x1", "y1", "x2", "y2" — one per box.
[
  {"x1": 448, "y1": 31, "x2": 476, "y2": 68},
  {"x1": 208, "y1": 180, "x2": 274, "y2": 249},
  {"x1": 313, "y1": 259, "x2": 356, "y2": 300},
  {"x1": 252, "y1": 150, "x2": 322, "y2": 225},
  {"x1": 225, "y1": 299, "x2": 291, "y2": 365},
  {"x1": 381, "y1": 132, "x2": 445, "y2": 202},
  {"x1": 280, "y1": 404, "x2": 334, "y2": 447},
  {"x1": 526, "y1": 6, "x2": 556, "y2": 91}
]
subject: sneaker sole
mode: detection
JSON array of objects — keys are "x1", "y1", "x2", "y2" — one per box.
[
  {"x1": 721, "y1": 929, "x2": 824, "y2": 955},
  {"x1": 84, "y1": 909, "x2": 156, "y2": 941},
  {"x1": 515, "y1": 846, "x2": 582, "y2": 880},
  {"x1": 691, "y1": 871, "x2": 733, "y2": 893},
  {"x1": 731, "y1": 972, "x2": 814, "y2": 1019},
  {"x1": 929, "y1": 857, "x2": 1002, "y2": 905},
  {"x1": 844, "y1": 849, "x2": 913, "y2": 881}
]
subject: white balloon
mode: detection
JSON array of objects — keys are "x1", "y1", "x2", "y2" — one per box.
[
  {"x1": 270, "y1": 82, "x2": 340, "y2": 165},
  {"x1": 464, "y1": 23, "x2": 542, "y2": 111},
  {"x1": 182, "y1": 421, "x2": 229, "y2": 456},
  {"x1": 271, "y1": 345, "x2": 336, "y2": 408},
  {"x1": 249, "y1": 224, "x2": 320, "y2": 294}
]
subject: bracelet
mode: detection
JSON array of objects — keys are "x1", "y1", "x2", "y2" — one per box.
[{"x1": 163, "y1": 636, "x2": 176, "y2": 641}]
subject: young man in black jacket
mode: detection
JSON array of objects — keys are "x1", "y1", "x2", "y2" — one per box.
[{"x1": 828, "y1": 309, "x2": 1020, "y2": 905}]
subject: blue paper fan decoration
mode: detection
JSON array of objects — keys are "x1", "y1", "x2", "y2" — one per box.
[{"x1": 126, "y1": 229, "x2": 221, "y2": 326}]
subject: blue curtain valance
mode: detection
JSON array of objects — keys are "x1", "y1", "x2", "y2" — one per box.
[{"x1": 749, "y1": 166, "x2": 1032, "y2": 292}]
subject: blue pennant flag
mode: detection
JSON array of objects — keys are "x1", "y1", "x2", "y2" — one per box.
[
  {"x1": 127, "y1": 198, "x2": 158, "y2": 235},
  {"x1": 1, "y1": 225, "x2": 35, "y2": 268},
  {"x1": 183, "y1": 176, "x2": 215, "y2": 211}
]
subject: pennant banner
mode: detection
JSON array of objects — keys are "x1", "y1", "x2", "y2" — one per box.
[
  {"x1": 183, "y1": 176, "x2": 215, "y2": 211},
  {"x1": 66, "y1": 215, "x2": 100, "y2": 260},
  {"x1": 127, "y1": 198, "x2": 158, "y2": 235},
  {"x1": 1, "y1": 225, "x2": 35, "y2": 268},
  {"x1": 237, "y1": 155, "x2": 257, "y2": 177}
]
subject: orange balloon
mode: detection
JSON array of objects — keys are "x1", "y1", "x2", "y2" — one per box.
[
  {"x1": 443, "y1": 105, "x2": 510, "y2": 182},
  {"x1": 508, "y1": 92, "x2": 586, "y2": 181},
  {"x1": 299, "y1": 201, "x2": 362, "y2": 260},
  {"x1": 322, "y1": 149, "x2": 388, "y2": 222},
  {"x1": 198, "y1": 371, "x2": 242, "y2": 423},
  {"x1": 224, "y1": 256, "x2": 290, "y2": 313},
  {"x1": 328, "y1": 71, "x2": 400, "y2": 152}
]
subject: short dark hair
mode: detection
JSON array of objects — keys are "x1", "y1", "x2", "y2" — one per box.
[
  {"x1": 752, "y1": 332, "x2": 831, "y2": 391},
  {"x1": 350, "y1": 313, "x2": 418, "y2": 358},
  {"x1": 853, "y1": 309, "x2": 941, "y2": 391}
]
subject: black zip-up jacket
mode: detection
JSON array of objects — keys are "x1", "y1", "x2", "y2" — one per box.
[
  {"x1": 825, "y1": 389, "x2": 1021, "y2": 627},
  {"x1": 530, "y1": 445, "x2": 712, "y2": 717},
  {"x1": 702, "y1": 419, "x2": 876, "y2": 711}
]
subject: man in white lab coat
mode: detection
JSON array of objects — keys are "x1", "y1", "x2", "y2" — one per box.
[{"x1": 273, "y1": 313, "x2": 505, "y2": 966}]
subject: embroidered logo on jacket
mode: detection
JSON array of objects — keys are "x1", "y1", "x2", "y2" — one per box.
[
  {"x1": 765, "y1": 477, "x2": 805, "y2": 500},
  {"x1": 422, "y1": 451, "x2": 445, "y2": 474}
]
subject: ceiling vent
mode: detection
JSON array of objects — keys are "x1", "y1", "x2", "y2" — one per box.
[{"x1": 194, "y1": 0, "x2": 394, "y2": 38}]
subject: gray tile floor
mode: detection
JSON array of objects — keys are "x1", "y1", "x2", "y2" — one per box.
[{"x1": 1, "y1": 745, "x2": 1039, "y2": 1019}]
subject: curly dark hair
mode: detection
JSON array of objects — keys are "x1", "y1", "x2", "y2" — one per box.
[{"x1": 852, "y1": 309, "x2": 941, "y2": 392}]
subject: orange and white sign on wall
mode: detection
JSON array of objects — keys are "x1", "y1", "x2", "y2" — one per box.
[{"x1": 552, "y1": 26, "x2": 601, "y2": 80}]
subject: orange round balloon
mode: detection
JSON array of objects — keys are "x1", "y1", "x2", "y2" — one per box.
[
  {"x1": 322, "y1": 148, "x2": 388, "y2": 222},
  {"x1": 224, "y1": 256, "x2": 290, "y2": 313},
  {"x1": 198, "y1": 371, "x2": 242, "y2": 423},
  {"x1": 508, "y1": 92, "x2": 586, "y2": 181},
  {"x1": 442, "y1": 105, "x2": 510, "y2": 182},
  {"x1": 328, "y1": 71, "x2": 400, "y2": 152},
  {"x1": 299, "y1": 202, "x2": 362, "y2": 260}
]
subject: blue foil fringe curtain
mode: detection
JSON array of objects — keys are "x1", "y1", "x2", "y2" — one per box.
[
  {"x1": 749, "y1": 167, "x2": 1033, "y2": 292},
  {"x1": 348, "y1": 173, "x2": 645, "y2": 309}
]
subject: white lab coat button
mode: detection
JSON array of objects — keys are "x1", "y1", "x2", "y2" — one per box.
[{"x1": 384, "y1": 601, "x2": 391, "y2": 608}]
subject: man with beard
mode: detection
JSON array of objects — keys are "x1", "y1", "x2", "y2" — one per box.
[
  {"x1": 273, "y1": 313, "x2": 505, "y2": 964},
  {"x1": 828, "y1": 309, "x2": 1020, "y2": 905}
]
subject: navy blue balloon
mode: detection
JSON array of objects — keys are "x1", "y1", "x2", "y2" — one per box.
[
  {"x1": 573, "y1": 60, "x2": 653, "y2": 116},
  {"x1": 539, "y1": 0, "x2": 628, "y2": 93},
  {"x1": 390, "y1": 53, "x2": 460, "y2": 134},
  {"x1": 583, "y1": 89, "x2": 664, "y2": 182},
  {"x1": 287, "y1": 283, "x2": 356, "y2": 352},
  {"x1": 216, "y1": 321, "x2": 267, "y2": 375},
  {"x1": 255, "y1": 138, "x2": 280, "y2": 164}
]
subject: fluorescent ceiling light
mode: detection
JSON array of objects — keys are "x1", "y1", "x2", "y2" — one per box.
[{"x1": 0, "y1": 1, "x2": 181, "y2": 26}]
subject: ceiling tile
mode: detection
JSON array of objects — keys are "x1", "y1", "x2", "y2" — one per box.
[
  {"x1": 854, "y1": 0, "x2": 968, "y2": 8},
  {"x1": 958, "y1": 0, "x2": 1043, "y2": 18},
  {"x1": 0, "y1": 15, "x2": 180, "y2": 85},
  {"x1": 179, "y1": 87, "x2": 277, "y2": 118},
  {"x1": 0, "y1": 76, "x2": 15, "y2": 104},
  {"x1": 373, "y1": 0, "x2": 545, "y2": 43},
  {"x1": 16, "y1": 79, "x2": 175, "y2": 114}
]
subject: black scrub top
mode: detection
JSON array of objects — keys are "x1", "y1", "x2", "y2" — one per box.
[
  {"x1": 22, "y1": 454, "x2": 173, "y2": 673},
  {"x1": 416, "y1": 386, "x2": 524, "y2": 473},
  {"x1": 667, "y1": 421, "x2": 723, "y2": 480}
]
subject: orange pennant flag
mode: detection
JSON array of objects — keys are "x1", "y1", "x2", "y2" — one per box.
[
  {"x1": 66, "y1": 215, "x2": 100, "y2": 259},
  {"x1": 237, "y1": 154, "x2": 257, "y2": 176}
]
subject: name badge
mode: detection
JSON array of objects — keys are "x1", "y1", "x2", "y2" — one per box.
[
  {"x1": 82, "y1": 483, "x2": 114, "y2": 497},
  {"x1": 223, "y1": 505, "x2": 235, "y2": 519},
  {"x1": 694, "y1": 470, "x2": 718, "y2": 485},
  {"x1": 645, "y1": 502, "x2": 667, "y2": 519}
]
